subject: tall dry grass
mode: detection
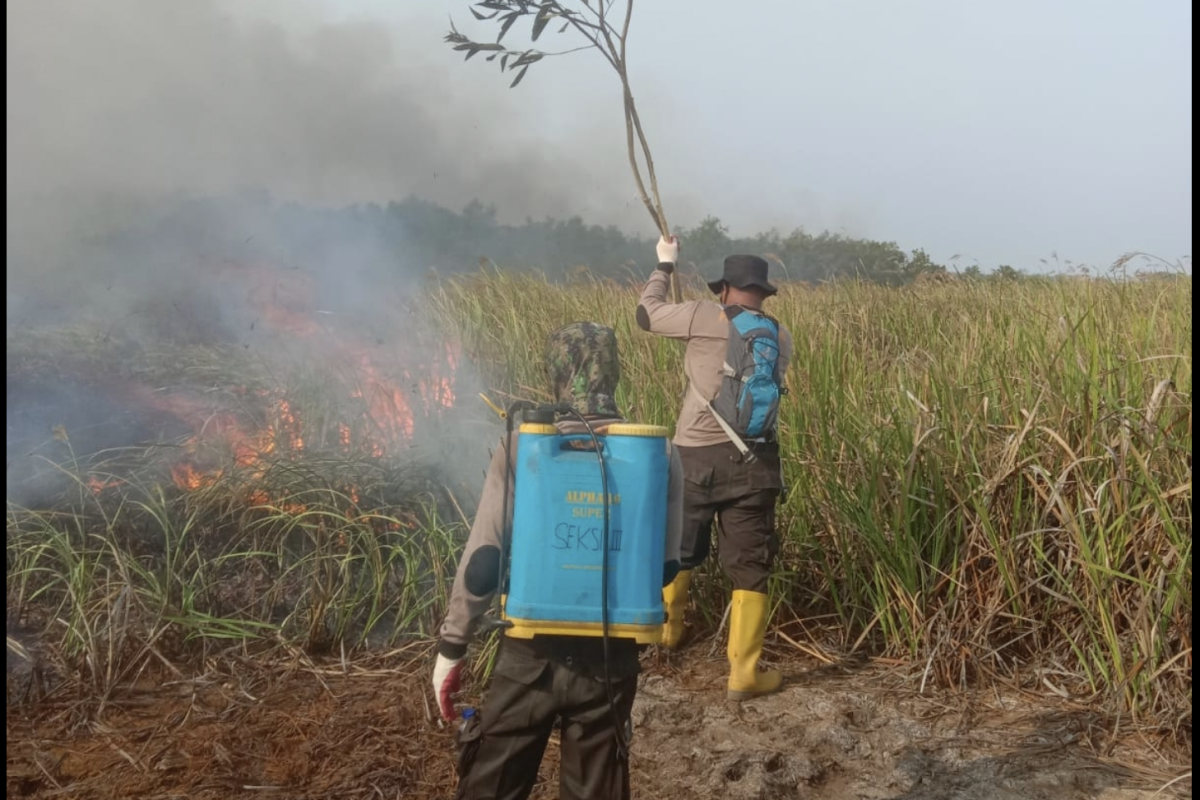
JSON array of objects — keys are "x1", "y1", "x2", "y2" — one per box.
[
  {"x1": 430, "y1": 268, "x2": 1192, "y2": 729},
  {"x1": 5, "y1": 268, "x2": 1191, "y2": 734},
  {"x1": 6, "y1": 324, "x2": 476, "y2": 709}
]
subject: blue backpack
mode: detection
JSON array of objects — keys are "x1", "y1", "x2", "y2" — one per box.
[{"x1": 710, "y1": 306, "x2": 784, "y2": 440}]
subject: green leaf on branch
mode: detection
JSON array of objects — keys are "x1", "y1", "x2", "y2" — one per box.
[
  {"x1": 511, "y1": 50, "x2": 544, "y2": 68},
  {"x1": 510, "y1": 64, "x2": 530, "y2": 88},
  {"x1": 531, "y1": 10, "x2": 553, "y2": 41},
  {"x1": 498, "y1": 11, "x2": 521, "y2": 42}
]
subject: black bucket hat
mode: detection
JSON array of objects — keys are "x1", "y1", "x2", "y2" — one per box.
[{"x1": 707, "y1": 255, "x2": 778, "y2": 296}]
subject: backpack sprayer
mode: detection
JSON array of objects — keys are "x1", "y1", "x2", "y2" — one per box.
[{"x1": 478, "y1": 397, "x2": 669, "y2": 761}]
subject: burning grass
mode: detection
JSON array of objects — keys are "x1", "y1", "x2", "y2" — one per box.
[
  {"x1": 6, "y1": 416, "x2": 471, "y2": 712},
  {"x1": 5, "y1": 266, "x2": 1193, "y2": 748},
  {"x1": 6, "y1": 280, "x2": 484, "y2": 713}
]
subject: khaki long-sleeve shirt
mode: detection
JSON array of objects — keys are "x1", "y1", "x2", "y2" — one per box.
[
  {"x1": 636, "y1": 268, "x2": 794, "y2": 448},
  {"x1": 438, "y1": 416, "x2": 684, "y2": 657}
]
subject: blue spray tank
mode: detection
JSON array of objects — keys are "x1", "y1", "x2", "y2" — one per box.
[
  {"x1": 501, "y1": 416, "x2": 669, "y2": 645},
  {"x1": 475, "y1": 400, "x2": 665, "y2": 764}
]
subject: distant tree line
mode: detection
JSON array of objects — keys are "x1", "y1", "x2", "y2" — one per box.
[
  {"x1": 326, "y1": 198, "x2": 956, "y2": 286},
  {"x1": 72, "y1": 191, "x2": 1131, "y2": 287}
]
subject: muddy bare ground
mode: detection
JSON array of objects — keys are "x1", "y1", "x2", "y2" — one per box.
[{"x1": 6, "y1": 645, "x2": 1190, "y2": 800}]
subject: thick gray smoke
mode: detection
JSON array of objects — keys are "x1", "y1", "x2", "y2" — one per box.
[
  {"x1": 10, "y1": 0, "x2": 649, "y2": 504},
  {"x1": 6, "y1": 0, "x2": 642, "y2": 230},
  {"x1": 6, "y1": 0, "x2": 680, "y2": 323}
]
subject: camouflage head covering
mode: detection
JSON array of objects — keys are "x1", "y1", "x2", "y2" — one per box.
[{"x1": 544, "y1": 322, "x2": 622, "y2": 417}]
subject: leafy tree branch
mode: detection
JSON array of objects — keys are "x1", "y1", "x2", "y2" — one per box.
[{"x1": 445, "y1": 0, "x2": 682, "y2": 301}]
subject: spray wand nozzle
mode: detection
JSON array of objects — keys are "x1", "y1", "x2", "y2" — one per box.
[
  {"x1": 479, "y1": 393, "x2": 507, "y2": 420},
  {"x1": 478, "y1": 395, "x2": 562, "y2": 423}
]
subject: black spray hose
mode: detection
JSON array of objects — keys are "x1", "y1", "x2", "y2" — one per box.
[{"x1": 562, "y1": 407, "x2": 628, "y2": 763}]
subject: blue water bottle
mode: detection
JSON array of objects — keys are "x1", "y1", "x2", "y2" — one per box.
[{"x1": 455, "y1": 707, "x2": 482, "y2": 777}]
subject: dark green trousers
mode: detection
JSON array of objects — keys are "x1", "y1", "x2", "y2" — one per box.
[
  {"x1": 455, "y1": 637, "x2": 638, "y2": 800},
  {"x1": 675, "y1": 440, "x2": 783, "y2": 593}
]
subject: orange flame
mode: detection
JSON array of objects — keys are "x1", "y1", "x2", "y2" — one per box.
[
  {"x1": 147, "y1": 261, "x2": 462, "y2": 505},
  {"x1": 86, "y1": 475, "x2": 124, "y2": 495},
  {"x1": 171, "y1": 462, "x2": 219, "y2": 491}
]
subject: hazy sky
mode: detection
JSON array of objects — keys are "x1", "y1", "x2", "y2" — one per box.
[
  {"x1": 8, "y1": 1, "x2": 1192, "y2": 273},
  {"x1": 329, "y1": 0, "x2": 1194, "y2": 272}
]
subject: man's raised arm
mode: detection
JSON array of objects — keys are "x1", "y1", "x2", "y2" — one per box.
[{"x1": 636, "y1": 236, "x2": 699, "y2": 339}]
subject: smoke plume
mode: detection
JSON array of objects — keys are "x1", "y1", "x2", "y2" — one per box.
[{"x1": 11, "y1": 0, "x2": 650, "y2": 503}]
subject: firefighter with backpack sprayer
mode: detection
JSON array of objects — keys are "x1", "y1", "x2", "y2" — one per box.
[
  {"x1": 636, "y1": 236, "x2": 793, "y2": 700},
  {"x1": 432, "y1": 322, "x2": 684, "y2": 800}
]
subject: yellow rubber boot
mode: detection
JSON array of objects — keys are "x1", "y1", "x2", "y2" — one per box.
[
  {"x1": 726, "y1": 589, "x2": 782, "y2": 701},
  {"x1": 661, "y1": 570, "x2": 692, "y2": 649}
]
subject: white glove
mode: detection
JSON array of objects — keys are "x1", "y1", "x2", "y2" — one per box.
[
  {"x1": 432, "y1": 652, "x2": 465, "y2": 721},
  {"x1": 656, "y1": 235, "x2": 680, "y2": 266}
]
